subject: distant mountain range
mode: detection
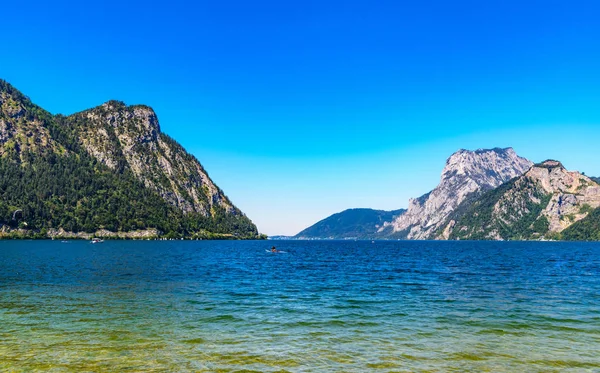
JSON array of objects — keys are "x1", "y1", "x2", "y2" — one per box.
[
  {"x1": 0, "y1": 79, "x2": 260, "y2": 239},
  {"x1": 295, "y1": 208, "x2": 406, "y2": 239},
  {"x1": 296, "y1": 148, "x2": 600, "y2": 241}
]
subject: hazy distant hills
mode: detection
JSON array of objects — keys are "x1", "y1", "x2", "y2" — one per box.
[
  {"x1": 295, "y1": 208, "x2": 406, "y2": 239},
  {"x1": 297, "y1": 149, "x2": 600, "y2": 241},
  {"x1": 0, "y1": 79, "x2": 260, "y2": 239}
]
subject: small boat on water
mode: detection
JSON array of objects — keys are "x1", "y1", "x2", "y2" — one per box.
[{"x1": 91, "y1": 238, "x2": 104, "y2": 244}]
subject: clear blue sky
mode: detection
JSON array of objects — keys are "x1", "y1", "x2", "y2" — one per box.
[{"x1": 3, "y1": 0, "x2": 600, "y2": 235}]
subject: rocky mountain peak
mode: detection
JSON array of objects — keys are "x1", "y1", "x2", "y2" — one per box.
[
  {"x1": 441, "y1": 147, "x2": 528, "y2": 185},
  {"x1": 381, "y1": 147, "x2": 533, "y2": 239},
  {"x1": 534, "y1": 159, "x2": 564, "y2": 169},
  {"x1": 69, "y1": 99, "x2": 236, "y2": 217},
  {"x1": 527, "y1": 160, "x2": 596, "y2": 195},
  {"x1": 0, "y1": 79, "x2": 259, "y2": 238},
  {"x1": 88, "y1": 101, "x2": 161, "y2": 138}
]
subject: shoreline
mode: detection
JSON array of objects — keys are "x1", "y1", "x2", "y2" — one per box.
[{"x1": 0, "y1": 227, "x2": 267, "y2": 241}]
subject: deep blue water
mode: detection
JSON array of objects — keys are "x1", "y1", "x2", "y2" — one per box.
[{"x1": 1, "y1": 240, "x2": 600, "y2": 372}]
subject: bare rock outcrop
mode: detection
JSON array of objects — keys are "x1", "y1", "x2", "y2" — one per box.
[
  {"x1": 449, "y1": 160, "x2": 600, "y2": 240},
  {"x1": 528, "y1": 161, "x2": 600, "y2": 232},
  {"x1": 69, "y1": 101, "x2": 237, "y2": 217},
  {"x1": 380, "y1": 147, "x2": 533, "y2": 239}
]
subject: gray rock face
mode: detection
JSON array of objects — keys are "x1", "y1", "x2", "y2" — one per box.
[
  {"x1": 69, "y1": 101, "x2": 238, "y2": 217},
  {"x1": 380, "y1": 147, "x2": 533, "y2": 239},
  {"x1": 449, "y1": 160, "x2": 600, "y2": 240},
  {"x1": 524, "y1": 161, "x2": 600, "y2": 232}
]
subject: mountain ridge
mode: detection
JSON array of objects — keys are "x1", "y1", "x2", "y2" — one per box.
[
  {"x1": 380, "y1": 147, "x2": 533, "y2": 239},
  {"x1": 0, "y1": 79, "x2": 260, "y2": 239},
  {"x1": 295, "y1": 149, "x2": 600, "y2": 241},
  {"x1": 449, "y1": 160, "x2": 600, "y2": 240},
  {"x1": 295, "y1": 148, "x2": 534, "y2": 240},
  {"x1": 68, "y1": 99, "x2": 238, "y2": 217}
]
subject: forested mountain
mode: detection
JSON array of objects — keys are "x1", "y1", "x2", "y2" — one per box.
[
  {"x1": 295, "y1": 151, "x2": 600, "y2": 242},
  {"x1": 379, "y1": 148, "x2": 533, "y2": 239},
  {"x1": 0, "y1": 80, "x2": 260, "y2": 239},
  {"x1": 448, "y1": 161, "x2": 600, "y2": 240},
  {"x1": 296, "y1": 148, "x2": 535, "y2": 241},
  {"x1": 295, "y1": 208, "x2": 406, "y2": 239}
]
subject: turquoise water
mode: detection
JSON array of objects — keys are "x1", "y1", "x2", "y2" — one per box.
[{"x1": 1, "y1": 240, "x2": 600, "y2": 372}]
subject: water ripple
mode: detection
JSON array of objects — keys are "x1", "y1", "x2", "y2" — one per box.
[{"x1": 1, "y1": 240, "x2": 600, "y2": 372}]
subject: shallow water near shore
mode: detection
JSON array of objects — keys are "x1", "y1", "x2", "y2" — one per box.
[{"x1": 1, "y1": 240, "x2": 600, "y2": 372}]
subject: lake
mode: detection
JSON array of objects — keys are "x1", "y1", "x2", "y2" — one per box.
[{"x1": 1, "y1": 240, "x2": 599, "y2": 372}]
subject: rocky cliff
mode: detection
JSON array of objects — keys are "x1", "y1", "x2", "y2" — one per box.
[
  {"x1": 67, "y1": 101, "x2": 236, "y2": 217},
  {"x1": 379, "y1": 148, "x2": 533, "y2": 239},
  {"x1": 449, "y1": 160, "x2": 600, "y2": 240},
  {"x1": 0, "y1": 79, "x2": 259, "y2": 239}
]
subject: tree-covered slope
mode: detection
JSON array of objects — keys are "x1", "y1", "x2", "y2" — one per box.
[
  {"x1": 67, "y1": 101, "x2": 239, "y2": 216},
  {"x1": 561, "y1": 207, "x2": 600, "y2": 241},
  {"x1": 448, "y1": 177, "x2": 552, "y2": 240},
  {"x1": 295, "y1": 208, "x2": 406, "y2": 239},
  {"x1": 449, "y1": 161, "x2": 600, "y2": 241},
  {"x1": 0, "y1": 79, "x2": 259, "y2": 239},
  {"x1": 385, "y1": 147, "x2": 533, "y2": 240}
]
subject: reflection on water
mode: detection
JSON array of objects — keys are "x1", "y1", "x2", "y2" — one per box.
[{"x1": 1, "y1": 240, "x2": 600, "y2": 372}]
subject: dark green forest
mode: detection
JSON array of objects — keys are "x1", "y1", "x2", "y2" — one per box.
[
  {"x1": 449, "y1": 177, "x2": 552, "y2": 240},
  {"x1": 0, "y1": 153, "x2": 258, "y2": 238},
  {"x1": 561, "y1": 207, "x2": 600, "y2": 241}
]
